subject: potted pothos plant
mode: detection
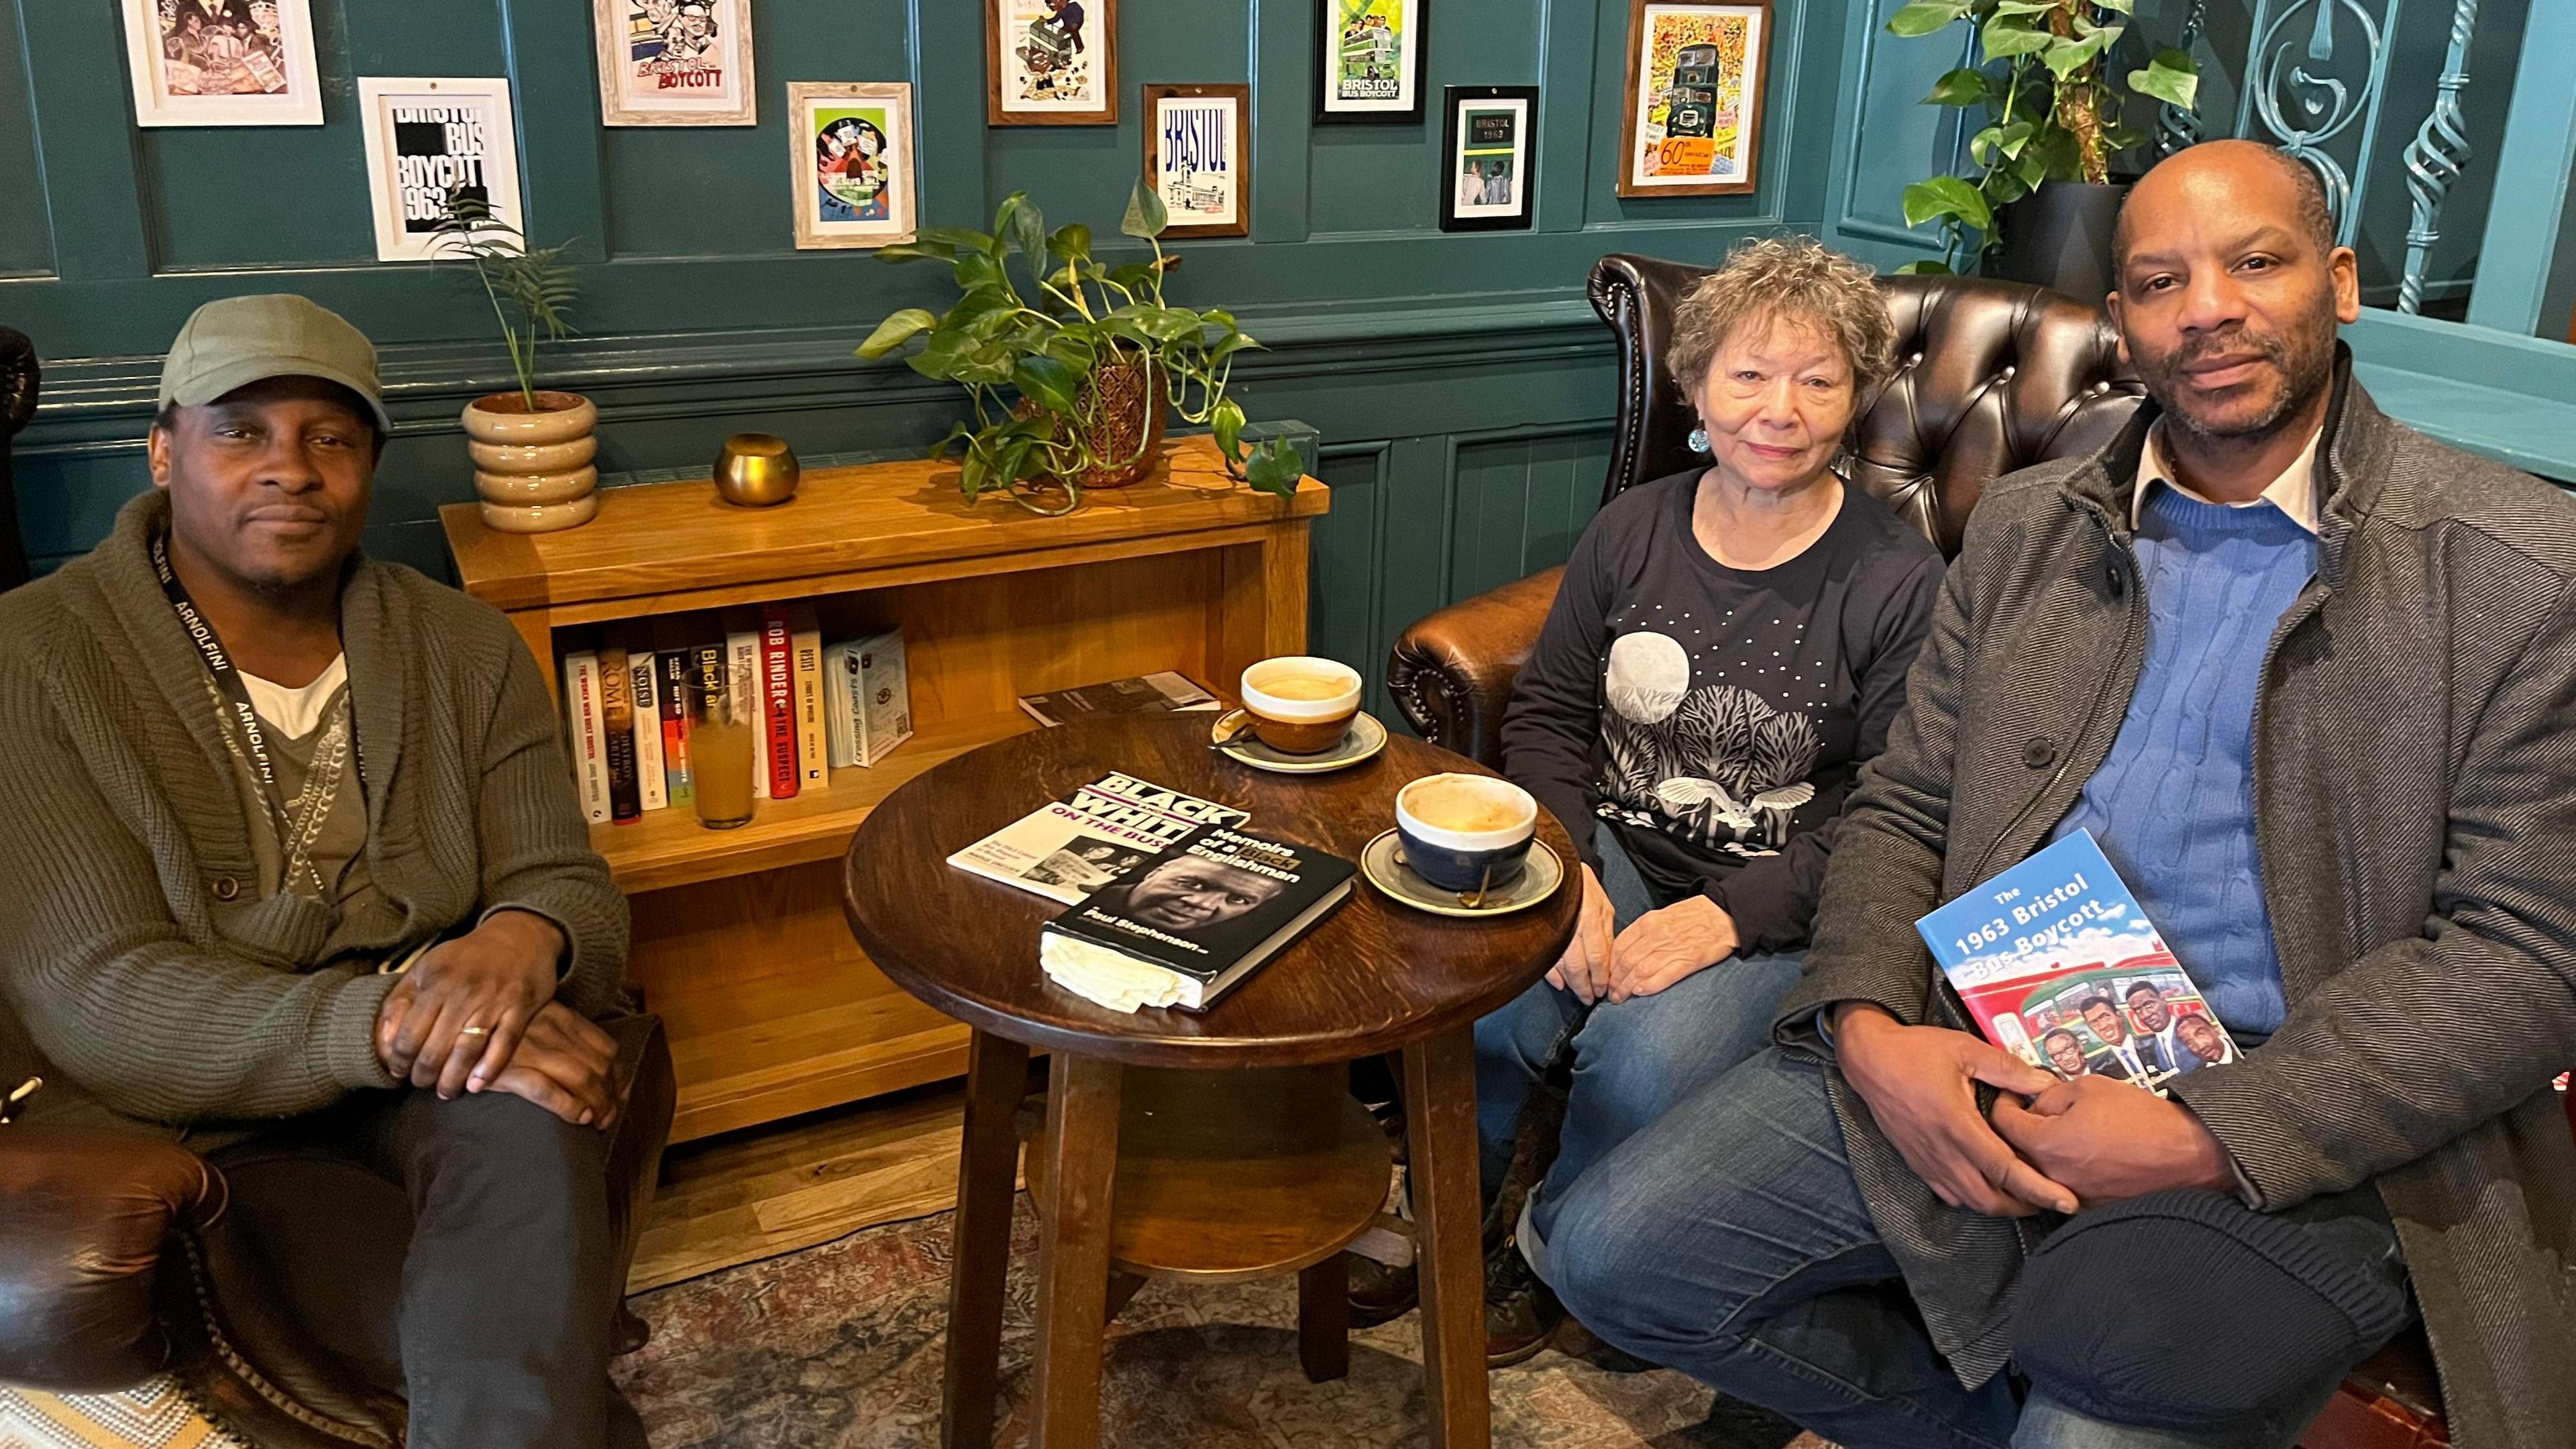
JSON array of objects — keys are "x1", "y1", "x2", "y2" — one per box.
[
  {"x1": 433, "y1": 194, "x2": 598, "y2": 534},
  {"x1": 858, "y1": 180, "x2": 1303, "y2": 516},
  {"x1": 1888, "y1": 0, "x2": 2198, "y2": 295}
]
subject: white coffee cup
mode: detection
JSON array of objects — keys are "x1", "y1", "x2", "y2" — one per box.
[{"x1": 1236, "y1": 656, "x2": 1364, "y2": 754}]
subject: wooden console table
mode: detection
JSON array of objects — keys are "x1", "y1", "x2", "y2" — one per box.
[{"x1": 441, "y1": 435, "x2": 1327, "y2": 1142}]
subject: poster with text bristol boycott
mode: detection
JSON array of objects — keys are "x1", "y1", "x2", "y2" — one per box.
[{"x1": 358, "y1": 77, "x2": 526, "y2": 262}]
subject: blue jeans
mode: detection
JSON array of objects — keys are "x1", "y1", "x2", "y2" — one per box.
[
  {"x1": 1540, "y1": 1046, "x2": 2402, "y2": 1449},
  {"x1": 1471, "y1": 825, "x2": 1805, "y2": 1241}
]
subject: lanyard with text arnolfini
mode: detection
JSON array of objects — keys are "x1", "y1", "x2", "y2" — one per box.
[{"x1": 150, "y1": 529, "x2": 299, "y2": 839}]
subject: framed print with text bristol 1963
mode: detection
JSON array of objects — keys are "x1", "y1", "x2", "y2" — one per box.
[{"x1": 1616, "y1": 0, "x2": 1768, "y2": 198}]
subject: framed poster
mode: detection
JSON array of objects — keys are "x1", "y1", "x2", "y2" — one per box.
[
  {"x1": 989, "y1": 0, "x2": 1117, "y2": 125},
  {"x1": 119, "y1": 0, "x2": 323, "y2": 127},
  {"x1": 789, "y1": 82, "x2": 918, "y2": 250},
  {"x1": 1615, "y1": 0, "x2": 1769, "y2": 198},
  {"x1": 1317, "y1": 0, "x2": 1423, "y2": 125},
  {"x1": 1441, "y1": 86, "x2": 1536, "y2": 232},
  {"x1": 356, "y1": 78, "x2": 526, "y2": 264},
  {"x1": 593, "y1": 0, "x2": 757, "y2": 126},
  {"x1": 1142, "y1": 85, "x2": 1249, "y2": 239}
]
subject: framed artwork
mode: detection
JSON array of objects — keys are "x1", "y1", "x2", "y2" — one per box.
[
  {"x1": 1615, "y1": 0, "x2": 1770, "y2": 198},
  {"x1": 1142, "y1": 85, "x2": 1250, "y2": 239},
  {"x1": 592, "y1": 0, "x2": 757, "y2": 126},
  {"x1": 1316, "y1": 0, "x2": 1424, "y2": 125},
  {"x1": 119, "y1": 0, "x2": 323, "y2": 127},
  {"x1": 789, "y1": 82, "x2": 918, "y2": 250},
  {"x1": 1440, "y1": 86, "x2": 1537, "y2": 232},
  {"x1": 989, "y1": 0, "x2": 1117, "y2": 125},
  {"x1": 356, "y1": 78, "x2": 525, "y2": 264}
]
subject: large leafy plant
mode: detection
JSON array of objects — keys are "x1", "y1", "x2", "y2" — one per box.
[
  {"x1": 431, "y1": 192, "x2": 578, "y2": 409},
  {"x1": 859, "y1": 182, "x2": 1302, "y2": 514},
  {"x1": 1888, "y1": 0, "x2": 2198, "y2": 274}
]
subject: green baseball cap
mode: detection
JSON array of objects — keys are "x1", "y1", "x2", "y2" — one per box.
[{"x1": 158, "y1": 294, "x2": 392, "y2": 436}]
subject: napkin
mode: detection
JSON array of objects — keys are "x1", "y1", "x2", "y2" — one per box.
[{"x1": 1039, "y1": 932, "x2": 1185, "y2": 1013}]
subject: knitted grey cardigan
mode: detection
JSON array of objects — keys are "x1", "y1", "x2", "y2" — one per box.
[
  {"x1": 0, "y1": 491, "x2": 625, "y2": 1138},
  {"x1": 1778, "y1": 358, "x2": 2576, "y2": 1449}
]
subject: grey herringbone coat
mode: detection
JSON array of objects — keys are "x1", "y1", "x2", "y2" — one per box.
[{"x1": 1776, "y1": 353, "x2": 2576, "y2": 1449}]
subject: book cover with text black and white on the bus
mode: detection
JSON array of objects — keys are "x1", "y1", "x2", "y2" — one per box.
[
  {"x1": 1915, "y1": 830, "x2": 2245, "y2": 1091},
  {"x1": 947, "y1": 771, "x2": 1251, "y2": 905},
  {"x1": 1040, "y1": 824, "x2": 1356, "y2": 1012}
]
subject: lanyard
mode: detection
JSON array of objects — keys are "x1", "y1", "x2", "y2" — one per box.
[{"x1": 152, "y1": 531, "x2": 300, "y2": 841}]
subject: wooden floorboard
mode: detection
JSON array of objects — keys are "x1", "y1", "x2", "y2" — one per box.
[{"x1": 629, "y1": 1077, "x2": 1022, "y2": 1293}]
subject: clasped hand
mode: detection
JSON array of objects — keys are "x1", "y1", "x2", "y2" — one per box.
[
  {"x1": 1833, "y1": 1004, "x2": 2233, "y2": 1217},
  {"x1": 374, "y1": 911, "x2": 623, "y2": 1130},
  {"x1": 1546, "y1": 865, "x2": 1740, "y2": 1006}
]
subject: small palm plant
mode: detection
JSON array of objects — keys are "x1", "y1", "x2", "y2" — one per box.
[{"x1": 431, "y1": 191, "x2": 579, "y2": 410}]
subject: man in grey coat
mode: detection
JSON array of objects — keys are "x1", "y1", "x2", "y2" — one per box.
[{"x1": 1537, "y1": 141, "x2": 2576, "y2": 1448}]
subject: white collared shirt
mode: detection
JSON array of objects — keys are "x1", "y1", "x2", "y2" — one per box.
[{"x1": 2133, "y1": 420, "x2": 2324, "y2": 536}]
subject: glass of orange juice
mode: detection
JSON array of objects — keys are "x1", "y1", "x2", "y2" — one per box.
[{"x1": 684, "y1": 650, "x2": 757, "y2": 829}]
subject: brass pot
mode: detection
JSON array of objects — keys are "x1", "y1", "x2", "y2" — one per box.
[
  {"x1": 714, "y1": 433, "x2": 800, "y2": 507},
  {"x1": 1014, "y1": 358, "x2": 1167, "y2": 490},
  {"x1": 462, "y1": 391, "x2": 598, "y2": 534}
]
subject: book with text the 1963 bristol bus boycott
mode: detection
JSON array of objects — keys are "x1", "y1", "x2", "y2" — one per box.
[
  {"x1": 1916, "y1": 830, "x2": 2247, "y2": 1091},
  {"x1": 946, "y1": 771, "x2": 1251, "y2": 906}
]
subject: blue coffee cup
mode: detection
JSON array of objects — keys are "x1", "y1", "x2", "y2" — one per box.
[{"x1": 1395, "y1": 773, "x2": 1538, "y2": 895}]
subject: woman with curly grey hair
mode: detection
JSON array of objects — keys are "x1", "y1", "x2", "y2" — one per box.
[{"x1": 1470, "y1": 235, "x2": 1942, "y2": 1359}]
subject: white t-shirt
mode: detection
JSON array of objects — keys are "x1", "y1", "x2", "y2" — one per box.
[{"x1": 239, "y1": 655, "x2": 347, "y2": 741}]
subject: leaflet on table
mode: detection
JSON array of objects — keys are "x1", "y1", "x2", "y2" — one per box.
[
  {"x1": 1915, "y1": 830, "x2": 2245, "y2": 1092},
  {"x1": 946, "y1": 771, "x2": 1252, "y2": 905}
]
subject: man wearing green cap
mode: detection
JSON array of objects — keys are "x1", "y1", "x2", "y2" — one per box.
[{"x1": 0, "y1": 295, "x2": 643, "y2": 1447}]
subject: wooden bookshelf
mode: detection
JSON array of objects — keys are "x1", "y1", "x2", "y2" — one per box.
[{"x1": 443, "y1": 435, "x2": 1326, "y2": 1141}]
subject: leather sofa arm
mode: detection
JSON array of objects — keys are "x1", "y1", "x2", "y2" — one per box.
[
  {"x1": 0, "y1": 1127, "x2": 225, "y2": 1391},
  {"x1": 1384, "y1": 566, "x2": 1564, "y2": 770}
]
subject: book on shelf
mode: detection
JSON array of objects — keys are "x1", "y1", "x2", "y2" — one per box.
[
  {"x1": 1018, "y1": 672, "x2": 1220, "y2": 728},
  {"x1": 758, "y1": 606, "x2": 799, "y2": 800},
  {"x1": 788, "y1": 604, "x2": 828, "y2": 792},
  {"x1": 596, "y1": 645, "x2": 643, "y2": 822},
  {"x1": 823, "y1": 630, "x2": 913, "y2": 767},
  {"x1": 947, "y1": 770, "x2": 1249, "y2": 905},
  {"x1": 562, "y1": 651, "x2": 611, "y2": 825},
  {"x1": 1040, "y1": 824, "x2": 1356, "y2": 1012},
  {"x1": 1915, "y1": 829, "x2": 2246, "y2": 1092},
  {"x1": 724, "y1": 617, "x2": 765, "y2": 800},
  {"x1": 650, "y1": 619, "x2": 696, "y2": 808},
  {"x1": 621, "y1": 633, "x2": 668, "y2": 812}
]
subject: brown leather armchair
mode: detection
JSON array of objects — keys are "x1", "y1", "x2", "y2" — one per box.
[
  {"x1": 1, "y1": 326, "x2": 34, "y2": 589},
  {"x1": 0, "y1": 1010, "x2": 674, "y2": 1449},
  {"x1": 1382, "y1": 254, "x2": 2480, "y2": 1447}
]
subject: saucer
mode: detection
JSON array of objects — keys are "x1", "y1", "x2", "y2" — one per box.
[
  {"x1": 1360, "y1": 830, "x2": 1564, "y2": 918},
  {"x1": 1213, "y1": 709, "x2": 1389, "y2": 774}
]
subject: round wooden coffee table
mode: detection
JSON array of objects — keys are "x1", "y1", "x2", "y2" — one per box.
[{"x1": 843, "y1": 712, "x2": 1579, "y2": 1449}]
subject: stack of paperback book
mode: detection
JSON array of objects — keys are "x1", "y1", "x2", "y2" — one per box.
[
  {"x1": 561, "y1": 604, "x2": 913, "y2": 825},
  {"x1": 949, "y1": 772, "x2": 1354, "y2": 1012}
]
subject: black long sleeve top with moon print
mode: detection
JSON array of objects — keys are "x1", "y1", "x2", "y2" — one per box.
[{"x1": 1500, "y1": 468, "x2": 1943, "y2": 957}]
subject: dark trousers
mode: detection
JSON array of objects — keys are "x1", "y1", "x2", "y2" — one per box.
[
  {"x1": 1539, "y1": 1047, "x2": 2408, "y2": 1449},
  {"x1": 229, "y1": 1085, "x2": 636, "y2": 1449}
]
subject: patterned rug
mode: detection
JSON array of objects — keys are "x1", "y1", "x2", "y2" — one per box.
[{"x1": 614, "y1": 1195, "x2": 1825, "y2": 1449}]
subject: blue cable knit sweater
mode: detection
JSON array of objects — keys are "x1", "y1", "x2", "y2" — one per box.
[{"x1": 2049, "y1": 481, "x2": 2319, "y2": 1036}]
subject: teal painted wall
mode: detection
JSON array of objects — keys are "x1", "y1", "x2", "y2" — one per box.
[{"x1": 2, "y1": 0, "x2": 1858, "y2": 696}]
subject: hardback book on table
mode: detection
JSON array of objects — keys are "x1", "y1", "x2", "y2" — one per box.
[
  {"x1": 1040, "y1": 824, "x2": 1357, "y2": 1012},
  {"x1": 1915, "y1": 830, "x2": 2245, "y2": 1090},
  {"x1": 1018, "y1": 672, "x2": 1220, "y2": 728},
  {"x1": 947, "y1": 771, "x2": 1251, "y2": 905}
]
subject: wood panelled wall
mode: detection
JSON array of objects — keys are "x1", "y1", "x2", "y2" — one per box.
[{"x1": 1, "y1": 0, "x2": 1856, "y2": 694}]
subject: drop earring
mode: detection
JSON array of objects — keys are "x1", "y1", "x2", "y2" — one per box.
[{"x1": 1687, "y1": 425, "x2": 1710, "y2": 453}]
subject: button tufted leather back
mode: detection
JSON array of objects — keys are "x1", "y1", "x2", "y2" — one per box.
[{"x1": 1587, "y1": 254, "x2": 2145, "y2": 559}]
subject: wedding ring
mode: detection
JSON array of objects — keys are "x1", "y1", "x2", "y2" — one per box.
[{"x1": 458, "y1": 1026, "x2": 492, "y2": 1037}]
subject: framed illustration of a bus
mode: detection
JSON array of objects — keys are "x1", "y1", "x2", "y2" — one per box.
[{"x1": 1616, "y1": 0, "x2": 1770, "y2": 198}]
